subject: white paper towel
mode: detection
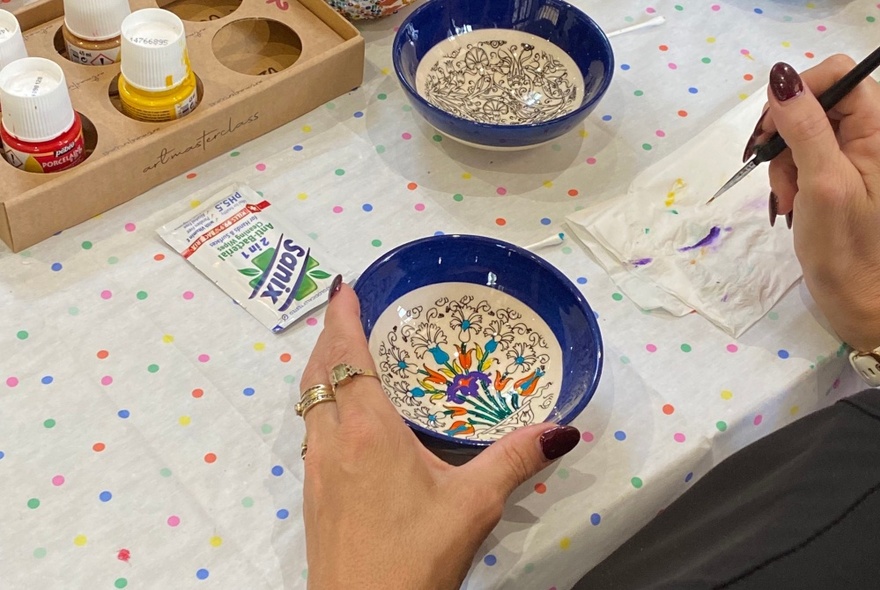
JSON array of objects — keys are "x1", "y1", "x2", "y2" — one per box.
[{"x1": 567, "y1": 89, "x2": 802, "y2": 336}]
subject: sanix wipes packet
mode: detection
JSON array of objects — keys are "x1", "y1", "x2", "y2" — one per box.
[{"x1": 158, "y1": 182, "x2": 351, "y2": 332}]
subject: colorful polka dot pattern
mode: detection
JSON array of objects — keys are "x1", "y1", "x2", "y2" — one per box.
[{"x1": 0, "y1": 1, "x2": 874, "y2": 589}]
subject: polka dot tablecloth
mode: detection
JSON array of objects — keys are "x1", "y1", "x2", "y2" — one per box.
[{"x1": 1, "y1": 2, "x2": 877, "y2": 589}]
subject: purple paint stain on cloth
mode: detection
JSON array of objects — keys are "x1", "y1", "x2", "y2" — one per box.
[
  {"x1": 678, "y1": 226, "x2": 722, "y2": 252},
  {"x1": 631, "y1": 258, "x2": 653, "y2": 267}
]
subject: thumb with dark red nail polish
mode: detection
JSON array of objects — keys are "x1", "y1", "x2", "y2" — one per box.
[{"x1": 540, "y1": 425, "x2": 580, "y2": 461}]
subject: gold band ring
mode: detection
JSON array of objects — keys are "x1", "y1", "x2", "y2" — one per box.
[
  {"x1": 330, "y1": 363, "x2": 380, "y2": 392},
  {"x1": 296, "y1": 383, "x2": 336, "y2": 418},
  {"x1": 300, "y1": 441, "x2": 308, "y2": 460},
  {"x1": 299, "y1": 383, "x2": 333, "y2": 399}
]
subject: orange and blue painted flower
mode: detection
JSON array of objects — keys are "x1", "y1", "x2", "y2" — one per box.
[
  {"x1": 445, "y1": 420, "x2": 476, "y2": 437},
  {"x1": 380, "y1": 295, "x2": 555, "y2": 439}
]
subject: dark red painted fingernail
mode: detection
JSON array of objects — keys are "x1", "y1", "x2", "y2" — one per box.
[
  {"x1": 786, "y1": 210, "x2": 793, "y2": 229},
  {"x1": 743, "y1": 110, "x2": 769, "y2": 163},
  {"x1": 743, "y1": 136, "x2": 757, "y2": 163},
  {"x1": 769, "y1": 191, "x2": 778, "y2": 227},
  {"x1": 769, "y1": 62, "x2": 804, "y2": 102},
  {"x1": 328, "y1": 274, "x2": 343, "y2": 301},
  {"x1": 540, "y1": 426, "x2": 580, "y2": 461}
]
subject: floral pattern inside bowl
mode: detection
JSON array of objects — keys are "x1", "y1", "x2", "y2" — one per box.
[
  {"x1": 415, "y1": 29, "x2": 584, "y2": 126},
  {"x1": 355, "y1": 234, "x2": 603, "y2": 450},
  {"x1": 369, "y1": 283, "x2": 562, "y2": 442}
]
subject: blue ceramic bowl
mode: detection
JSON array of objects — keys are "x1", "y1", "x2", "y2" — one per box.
[
  {"x1": 354, "y1": 235, "x2": 603, "y2": 450},
  {"x1": 392, "y1": 0, "x2": 614, "y2": 149}
]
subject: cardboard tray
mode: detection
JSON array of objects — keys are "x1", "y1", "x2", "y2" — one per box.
[{"x1": 0, "y1": 0, "x2": 365, "y2": 252}]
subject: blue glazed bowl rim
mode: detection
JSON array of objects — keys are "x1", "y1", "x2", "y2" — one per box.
[
  {"x1": 354, "y1": 234, "x2": 604, "y2": 449},
  {"x1": 391, "y1": 0, "x2": 615, "y2": 133}
]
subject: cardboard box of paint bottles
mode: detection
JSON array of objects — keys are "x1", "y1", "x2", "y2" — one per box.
[{"x1": 0, "y1": 0, "x2": 364, "y2": 251}]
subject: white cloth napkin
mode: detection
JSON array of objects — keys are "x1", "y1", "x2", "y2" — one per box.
[{"x1": 566, "y1": 89, "x2": 802, "y2": 337}]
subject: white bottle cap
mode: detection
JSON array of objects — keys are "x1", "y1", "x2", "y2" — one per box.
[
  {"x1": 63, "y1": 0, "x2": 131, "y2": 41},
  {"x1": 120, "y1": 9, "x2": 190, "y2": 92},
  {"x1": 0, "y1": 57, "x2": 75, "y2": 142},
  {"x1": 0, "y1": 9, "x2": 28, "y2": 70}
]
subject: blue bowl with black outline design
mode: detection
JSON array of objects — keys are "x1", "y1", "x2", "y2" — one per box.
[
  {"x1": 354, "y1": 234, "x2": 603, "y2": 452},
  {"x1": 392, "y1": 0, "x2": 614, "y2": 150}
]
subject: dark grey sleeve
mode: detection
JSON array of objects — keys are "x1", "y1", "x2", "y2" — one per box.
[{"x1": 573, "y1": 390, "x2": 880, "y2": 590}]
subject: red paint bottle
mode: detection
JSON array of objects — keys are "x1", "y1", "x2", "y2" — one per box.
[{"x1": 0, "y1": 57, "x2": 86, "y2": 173}]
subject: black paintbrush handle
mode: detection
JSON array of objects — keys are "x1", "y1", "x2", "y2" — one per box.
[
  {"x1": 753, "y1": 133, "x2": 787, "y2": 164},
  {"x1": 753, "y1": 45, "x2": 880, "y2": 165}
]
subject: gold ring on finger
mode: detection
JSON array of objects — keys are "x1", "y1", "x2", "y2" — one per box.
[
  {"x1": 300, "y1": 441, "x2": 308, "y2": 460},
  {"x1": 296, "y1": 383, "x2": 336, "y2": 418},
  {"x1": 330, "y1": 363, "x2": 380, "y2": 392}
]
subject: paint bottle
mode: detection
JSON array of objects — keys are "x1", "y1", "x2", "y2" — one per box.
[
  {"x1": 0, "y1": 8, "x2": 28, "y2": 126},
  {"x1": 117, "y1": 9, "x2": 198, "y2": 123},
  {"x1": 61, "y1": 0, "x2": 131, "y2": 66},
  {"x1": 0, "y1": 57, "x2": 85, "y2": 173},
  {"x1": 0, "y1": 9, "x2": 28, "y2": 72}
]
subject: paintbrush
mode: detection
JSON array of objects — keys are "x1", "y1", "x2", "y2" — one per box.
[{"x1": 708, "y1": 45, "x2": 880, "y2": 204}]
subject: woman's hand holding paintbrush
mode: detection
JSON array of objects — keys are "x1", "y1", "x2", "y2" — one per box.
[
  {"x1": 738, "y1": 55, "x2": 880, "y2": 352},
  {"x1": 709, "y1": 47, "x2": 880, "y2": 202}
]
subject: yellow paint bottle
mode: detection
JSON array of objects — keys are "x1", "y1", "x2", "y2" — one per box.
[{"x1": 118, "y1": 9, "x2": 198, "y2": 122}]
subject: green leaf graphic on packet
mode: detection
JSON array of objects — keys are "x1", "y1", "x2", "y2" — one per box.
[
  {"x1": 157, "y1": 183, "x2": 352, "y2": 332},
  {"x1": 239, "y1": 251, "x2": 330, "y2": 300}
]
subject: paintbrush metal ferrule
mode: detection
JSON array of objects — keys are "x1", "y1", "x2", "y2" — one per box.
[{"x1": 707, "y1": 160, "x2": 758, "y2": 203}]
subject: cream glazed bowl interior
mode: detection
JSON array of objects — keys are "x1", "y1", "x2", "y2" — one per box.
[{"x1": 353, "y1": 235, "x2": 603, "y2": 451}]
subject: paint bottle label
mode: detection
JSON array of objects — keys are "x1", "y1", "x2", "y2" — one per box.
[
  {"x1": 157, "y1": 183, "x2": 352, "y2": 333},
  {"x1": 175, "y1": 86, "x2": 198, "y2": 118},
  {"x1": 66, "y1": 42, "x2": 120, "y2": 66},
  {"x1": 121, "y1": 84, "x2": 198, "y2": 122},
  {"x1": 2, "y1": 128, "x2": 85, "y2": 172}
]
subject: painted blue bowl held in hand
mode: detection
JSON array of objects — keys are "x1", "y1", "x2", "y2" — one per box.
[
  {"x1": 392, "y1": 0, "x2": 614, "y2": 149},
  {"x1": 355, "y1": 235, "x2": 603, "y2": 451}
]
